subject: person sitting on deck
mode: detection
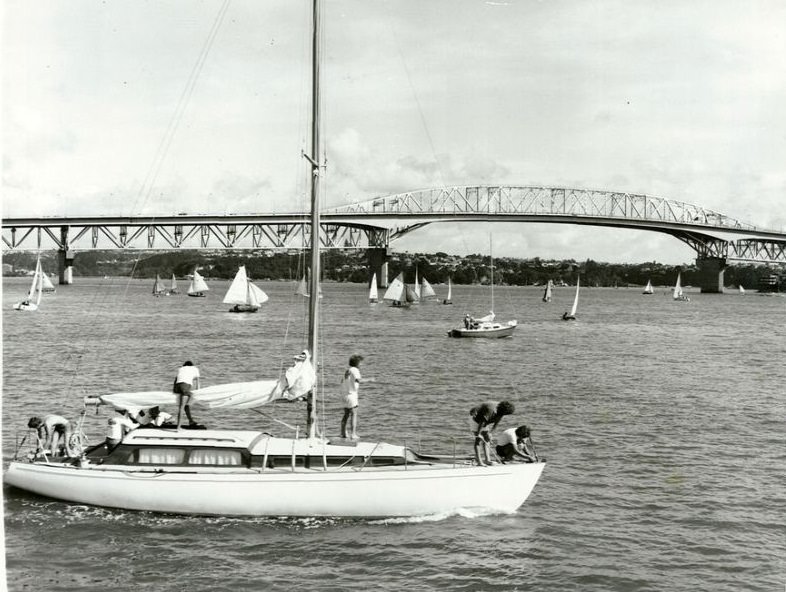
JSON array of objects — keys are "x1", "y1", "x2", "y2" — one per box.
[
  {"x1": 469, "y1": 400, "x2": 515, "y2": 466},
  {"x1": 28, "y1": 415, "x2": 75, "y2": 457},
  {"x1": 495, "y1": 425, "x2": 537, "y2": 463},
  {"x1": 105, "y1": 411, "x2": 138, "y2": 450}
]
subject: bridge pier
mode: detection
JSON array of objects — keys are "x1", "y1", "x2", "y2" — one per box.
[
  {"x1": 58, "y1": 249, "x2": 75, "y2": 285},
  {"x1": 368, "y1": 248, "x2": 391, "y2": 288},
  {"x1": 696, "y1": 257, "x2": 728, "y2": 293}
]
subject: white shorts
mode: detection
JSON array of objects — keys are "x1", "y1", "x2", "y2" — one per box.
[{"x1": 344, "y1": 393, "x2": 359, "y2": 409}]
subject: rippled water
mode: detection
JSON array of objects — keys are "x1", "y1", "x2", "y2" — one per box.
[{"x1": 3, "y1": 277, "x2": 785, "y2": 591}]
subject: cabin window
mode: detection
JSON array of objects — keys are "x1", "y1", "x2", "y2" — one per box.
[
  {"x1": 137, "y1": 448, "x2": 185, "y2": 465},
  {"x1": 188, "y1": 449, "x2": 243, "y2": 466}
]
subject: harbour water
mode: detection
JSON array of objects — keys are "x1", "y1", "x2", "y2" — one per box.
[{"x1": 2, "y1": 277, "x2": 785, "y2": 592}]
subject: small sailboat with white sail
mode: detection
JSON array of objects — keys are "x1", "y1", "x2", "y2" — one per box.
[
  {"x1": 223, "y1": 265, "x2": 269, "y2": 313},
  {"x1": 368, "y1": 273, "x2": 379, "y2": 304},
  {"x1": 642, "y1": 280, "x2": 654, "y2": 295},
  {"x1": 419, "y1": 275, "x2": 437, "y2": 302},
  {"x1": 152, "y1": 274, "x2": 166, "y2": 297},
  {"x1": 382, "y1": 272, "x2": 418, "y2": 307},
  {"x1": 738, "y1": 285, "x2": 745, "y2": 295},
  {"x1": 40, "y1": 267, "x2": 57, "y2": 293},
  {"x1": 562, "y1": 276, "x2": 580, "y2": 321},
  {"x1": 167, "y1": 274, "x2": 180, "y2": 295},
  {"x1": 442, "y1": 277, "x2": 453, "y2": 305},
  {"x1": 673, "y1": 273, "x2": 690, "y2": 302},
  {"x1": 295, "y1": 269, "x2": 322, "y2": 299},
  {"x1": 4, "y1": 0, "x2": 543, "y2": 518},
  {"x1": 187, "y1": 268, "x2": 209, "y2": 297},
  {"x1": 542, "y1": 280, "x2": 553, "y2": 302},
  {"x1": 13, "y1": 258, "x2": 44, "y2": 312},
  {"x1": 449, "y1": 238, "x2": 517, "y2": 338}
]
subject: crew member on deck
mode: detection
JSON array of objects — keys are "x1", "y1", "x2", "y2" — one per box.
[
  {"x1": 173, "y1": 360, "x2": 200, "y2": 429},
  {"x1": 469, "y1": 400, "x2": 515, "y2": 466},
  {"x1": 28, "y1": 415, "x2": 75, "y2": 457}
]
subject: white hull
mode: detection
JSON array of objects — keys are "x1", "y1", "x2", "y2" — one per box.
[{"x1": 5, "y1": 459, "x2": 544, "y2": 517}]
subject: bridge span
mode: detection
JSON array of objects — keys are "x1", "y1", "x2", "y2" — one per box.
[{"x1": 3, "y1": 185, "x2": 785, "y2": 292}]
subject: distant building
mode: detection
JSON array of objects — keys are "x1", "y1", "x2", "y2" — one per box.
[{"x1": 758, "y1": 273, "x2": 785, "y2": 292}]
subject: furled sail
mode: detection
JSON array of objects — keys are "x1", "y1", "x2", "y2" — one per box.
[{"x1": 87, "y1": 357, "x2": 316, "y2": 412}]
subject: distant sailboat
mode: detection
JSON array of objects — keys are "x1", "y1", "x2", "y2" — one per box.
[
  {"x1": 542, "y1": 280, "x2": 553, "y2": 302},
  {"x1": 442, "y1": 277, "x2": 453, "y2": 305},
  {"x1": 152, "y1": 274, "x2": 166, "y2": 297},
  {"x1": 223, "y1": 265, "x2": 269, "y2": 313},
  {"x1": 40, "y1": 268, "x2": 56, "y2": 293},
  {"x1": 187, "y1": 268, "x2": 209, "y2": 297},
  {"x1": 673, "y1": 273, "x2": 690, "y2": 302},
  {"x1": 420, "y1": 275, "x2": 437, "y2": 301},
  {"x1": 562, "y1": 276, "x2": 580, "y2": 321},
  {"x1": 382, "y1": 273, "x2": 417, "y2": 307},
  {"x1": 295, "y1": 269, "x2": 322, "y2": 299},
  {"x1": 738, "y1": 285, "x2": 745, "y2": 295},
  {"x1": 168, "y1": 274, "x2": 180, "y2": 295},
  {"x1": 642, "y1": 280, "x2": 654, "y2": 295},
  {"x1": 448, "y1": 237, "x2": 517, "y2": 338},
  {"x1": 368, "y1": 273, "x2": 379, "y2": 304},
  {"x1": 412, "y1": 268, "x2": 421, "y2": 302},
  {"x1": 13, "y1": 258, "x2": 44, "y2": 311}
]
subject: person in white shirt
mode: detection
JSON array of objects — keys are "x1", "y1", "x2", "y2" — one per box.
[
  {"x1": 495, "y1": 425, "x2": 537, "y2": 463},
  {"x1": 340, "y1": 354, "x2": 373, "y2": 440},
  {"x1": 134, "y1": 406, "x2": 173, "y2": 427},
  {"x1": 105, "y1": 411, "x2": 138, "y2": 449},
  {"x1": 173, "y1": 360, "x2": 200, "y2": 429}
]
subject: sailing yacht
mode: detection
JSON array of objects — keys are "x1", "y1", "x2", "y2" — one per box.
[
  {"x1": 40, "y1": 268, "x2": 57, "y2": 293},
  {"x1": 448, "y1": 239, "x2": 517, "y2": 338},
  {"x1": 368, "y1": 273, "x2": 379, "y2": 303},
  {"x1": 562, "y1": 276, "x2": 580, "y2": 321},
  {"x1": 642, "y1": 279, "x2": 654, "y2": 295},
  {"x1": 672, "y1": 273, "x2": 690, "y2": 302},
  {"x1": 542, "y1": 280, "x2": 553, "y2": 302},
  {"x1": 167, "y1": 274, "x2": 180, "y2": 295},
  {"x1": 223, "y1": 265, "x2": 269, "y2": 312},
  {"x1": 187, "y1": 268, "x2": 209, "y2": 297},
  {"x1": 13, "y1": 258, "x2": 44, "y2": 311},
  {"x1": 442, "y1": 277, "x2": 453, "y2": 305},
  {"x1": 382, "y1": 272, "x2": 418, "y2": 307},
  {"x1": 152, "y1": 274, "x2": 166, "y2": 297},
  {"x1": 4, "y1": 0, "x2": 544, "y2": 517},
  {"x1": 420, "y1": 275, "x2": 437, "y2": 301}
]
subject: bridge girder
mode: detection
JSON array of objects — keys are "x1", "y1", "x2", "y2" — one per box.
[{"x1": 2, "y1": 185, "x2": 785, "y2": 264}]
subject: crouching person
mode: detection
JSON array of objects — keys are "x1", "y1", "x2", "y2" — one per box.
[
  {"x1": 28, "y1": 415, "x2": 75, "y2": 457},
  {"x1": 495, "y1": 425, "x2": 537, "y2": 463},
  {"x1": 105, "y1": 410, "x2": 138, "y2": 450}
]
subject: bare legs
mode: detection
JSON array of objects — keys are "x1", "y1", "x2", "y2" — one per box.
[{"x1": 340, "y1": 407, "x2": 358, "y2": 439}]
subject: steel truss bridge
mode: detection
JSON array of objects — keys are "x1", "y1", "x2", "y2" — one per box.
[{"x1": 3, "y1": 186, "x2": 785, "y2": 290}]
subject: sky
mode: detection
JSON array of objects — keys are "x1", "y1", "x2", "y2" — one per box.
[{"x1": 2, "y1": 0, "x2": 785, "y2": 264}]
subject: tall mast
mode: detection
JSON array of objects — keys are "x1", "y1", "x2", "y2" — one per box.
[
  {"x1": 489, "y1": 234, "x2": 494, "y2": 313},
  {"x1": 306, "y1": 0, "x2": 322, "y2": 438}
]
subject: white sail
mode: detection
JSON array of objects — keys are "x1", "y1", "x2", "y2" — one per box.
[
  {"x1": 738, "y1": 285, "x2": 745, "y2": 295},
  {"x1": 643, "y1": 280, "x2": 653, "y2": 294},
  {"x1": 413, "y1": 268, "x2": 421, "y2": 299},
  {"x1": 673, "y1": 273, "x2": 683, "y2": 300},
  {"x1": 169, "y1": 274, "x2": 179, "y2": 294},
  {"x1": 420, "y1": 277, "x2": 437, "y2": 299},
  {"x1": 14, "y1": 258, "x2": 44, "y2": 311},
  {"x1": 382, "y1": 273, "x2": 406, "y2": 302},
  {"x1": 40, "y1": 269, "x2": 56, "y2": 293},
  {"x1": 152, "y1": 274, "x2": 165, "y2": 295},
  {"x1": 188, "y1": 269, "x2": 209, "y2": 294},
  {"x1": 369, "y1": 274, "x2": 379, "y2": 303},
  {"x1": 542, "y1": 280, "x2": 553, "y2": 302},
  {"x1": 477, "y1": 311, "x2": 496, "y2": 323},
  {"x1": 447, "y1": 278, "x2": 452, "y2": 299},
  {"x1": 569, "y1": 277, "x2": 580, "y2": 317},
  {"x1": 295, "y1": 270, "x2": 322, "y2": 298},
  {"x1": 223, "y1": 266, "x2": 268, "y2": 305}
]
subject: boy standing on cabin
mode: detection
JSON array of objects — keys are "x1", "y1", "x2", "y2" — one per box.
[{"x1": 340, "y1": 354, "x2": 374, "y2": 440}]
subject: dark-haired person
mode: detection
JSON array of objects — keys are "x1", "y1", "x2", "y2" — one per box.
[
  {"x1": 173, "y1": 360, "x2": 200, "y2": 429},
  {"x1": 495, "y1": 425, "x2": 537, "y2": 463},
  {"x1": 469, "y1": 400, "x2": 515, "y2": 466},
  {"x1": 340, "y1": 354, "x2": 373, "y2": 440},
  {"x1": 28, "y1": 414, "x2": 74, "y2": 457}
]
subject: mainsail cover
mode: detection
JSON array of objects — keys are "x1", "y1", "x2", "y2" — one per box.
[{"x1": 91, "y1": 358, "x2": 316, "y2": 413}]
